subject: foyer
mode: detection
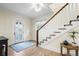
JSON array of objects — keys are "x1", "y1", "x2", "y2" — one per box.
[{"x1": 0, "y1": 3, "x2": 79, "y2": 56}]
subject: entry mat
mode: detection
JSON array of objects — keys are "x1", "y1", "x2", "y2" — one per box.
[{"x1": 10, "y1": 41, "x2": 34, "y2": 52}]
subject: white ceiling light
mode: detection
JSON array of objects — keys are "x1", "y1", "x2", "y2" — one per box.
[{"x1": 32, "y1": 3, "x2": 44, "y2": 12}]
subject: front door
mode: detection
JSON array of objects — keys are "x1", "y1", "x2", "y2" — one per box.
[{"x1": 14, "y1": 21, "x2": 24, "y2": 43}]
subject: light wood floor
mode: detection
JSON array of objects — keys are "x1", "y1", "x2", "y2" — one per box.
[{"x1": 8, "y1": 46, "x2": 61, "y2": 56}]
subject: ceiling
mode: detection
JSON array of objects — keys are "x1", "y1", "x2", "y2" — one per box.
[
  {"x1": 0, "y1": 3, "x2": 53, "y2": 21},
  {"x1": 0, "y1": 3, "x2": 65, "y2": 22}
]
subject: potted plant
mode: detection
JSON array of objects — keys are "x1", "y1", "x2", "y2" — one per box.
[{"x1": 69, "y1": 31, "x2": 78, "y2": 44}]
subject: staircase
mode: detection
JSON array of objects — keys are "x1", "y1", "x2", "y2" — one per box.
[
  {"x1": 39, "y1": 19, "x2": 79, "y2": 45},
  {"x1": 36, "y1": 3, "x2": 79, "y2": 52}
]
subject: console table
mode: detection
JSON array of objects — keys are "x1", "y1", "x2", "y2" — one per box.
[
  {"x1": 60, "y1": 43, "x2": 79, "y2": 56},
  {"x1": 0, "y1": 36, "x2": 8, "y2": 56}
]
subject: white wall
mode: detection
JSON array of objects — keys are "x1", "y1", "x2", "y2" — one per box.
[
  {"x1": 31, "y1": 20, "x2": 36, "y2": 41},
  {"x1": 0, "y1": 7, "x2": 32, "y2": 45}
]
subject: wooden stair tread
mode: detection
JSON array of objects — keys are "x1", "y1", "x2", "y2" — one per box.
[
  {"x1": 46, "y1": 37, "x2": 51, "y2": 39},
  {"x1": 39, "y1": 43, "x2": 41, "y2": 45},
  {"x1": 40, "y1": 41, "x2": 44, "y2": 43},
  {"x1": 64, "y1": 24, "x2": 72, "y2": 26},
  {"x1": 54, "y1": 31, "x2": 61, "y2": 33},
  {"x1": 50, "y1": 34, "x2": 56, "y2": 36},
  {"x1": 43, "y1": 39, "x2": 47, "y2": 41},
  {"x1": 58, "y1": 28, "x2": 66, "y2": 30}
]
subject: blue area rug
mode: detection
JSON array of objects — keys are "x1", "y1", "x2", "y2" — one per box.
[{"x1": 10, "y1": 41, "x2": 34, "y2": 52}]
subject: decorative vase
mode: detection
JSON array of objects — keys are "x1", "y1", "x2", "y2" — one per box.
[{"x1": 63, "y1": 40, "x2": 69, "y2": 45}]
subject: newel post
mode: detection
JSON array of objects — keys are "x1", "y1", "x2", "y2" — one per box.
[{"x1": 36, "y1": 30, "x2": 39, "y2": 47}]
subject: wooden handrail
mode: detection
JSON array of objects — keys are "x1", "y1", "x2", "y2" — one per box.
[
  {"x1": 38, "y1": 3, "x2": 69, "y2": 31},
  {"x1": 36, "y1": 3, "x2": 69, "y2": 47}
]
